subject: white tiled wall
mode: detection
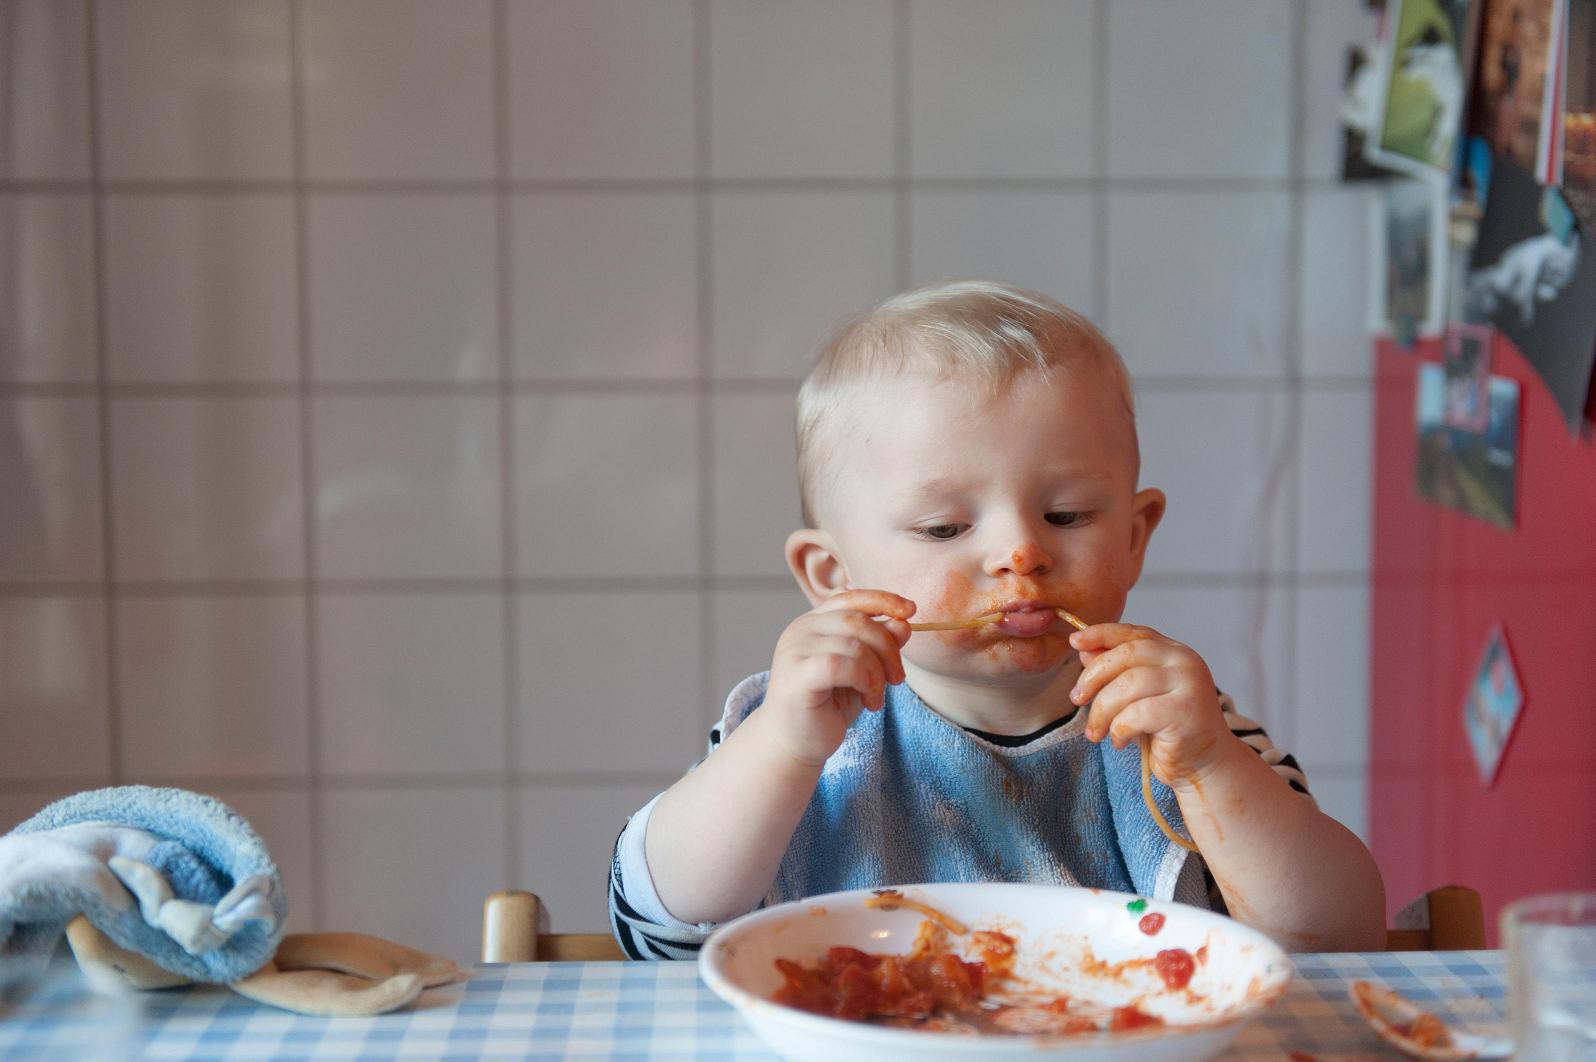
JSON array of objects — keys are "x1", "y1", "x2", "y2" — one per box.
[{"x1": 1, "y1": 0, "x2": 1380, "y2": 961}]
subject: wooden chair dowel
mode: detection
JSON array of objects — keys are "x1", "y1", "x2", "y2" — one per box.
[
  {"x1": 482, "y1": 889, "x2": 541, "y2": 963},
  {"x1": 1385, "y1": 884, "x2": 1486, "y2": 952},
  {"x1": 1426, "y1": 884, "x2": 1486, "y2": 950}
]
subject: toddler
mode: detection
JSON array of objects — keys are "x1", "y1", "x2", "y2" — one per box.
[{"x1": 608, "y1": 281, "x2": 1385, "y2": 958}]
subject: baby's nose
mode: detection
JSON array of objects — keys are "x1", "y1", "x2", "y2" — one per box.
[{"x1": 989, "y1": 540, "x2": 1051, "y2": 576}]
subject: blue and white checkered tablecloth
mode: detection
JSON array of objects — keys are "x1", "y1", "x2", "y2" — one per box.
[{"x1": 0, "y1": 951, "x2": 1507, "y2": 1060}]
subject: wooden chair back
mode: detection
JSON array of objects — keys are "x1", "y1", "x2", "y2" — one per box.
[
  {"x1": 1385, "y1": 884, "x2": 1486, "y2": 951},
  {"x1": 482, "y1": 890, "x2": 625, "y2": 963},
  {"x1": 483, "y1": 884, "x2": 1487, "y2": 961}
]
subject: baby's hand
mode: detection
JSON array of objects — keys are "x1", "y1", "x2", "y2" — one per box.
[
  {"x1": 1068, "y1": 623, "x2": 1231, "y2": 790},
  {"x1": 762, "y1": 590, "x2": 914, "y2": 768}
]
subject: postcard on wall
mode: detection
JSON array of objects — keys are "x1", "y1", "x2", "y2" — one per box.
[
  {"x1": 1466, "y1": 155, "x2": 1596, "y2": 430},
  {"x1": 1461, "y1": 624, "x2": 1524, "y2": 785},
  {"x1": 1533, "y1": 0, "x2": 1568, "y2": 185},
  {"x1": 1367, "y1": 0, "x2": 1474, "y2": 176},
  {"x1": 1415, "y1": 362, "x2": 1520, "y2": 528},
  {"x1": 1469, "y1": 0, "x2": 1560, "y2": 169},
  {"x1": 1444, "y1": 136, "x2": 1495, "y2": 322},
  {"x1": 1383, "y1": 177, "x2": 1451, "y2": 344},
  {"x1": 1344, "y1": 41, "x2": 1405, "y2": 180},
  {"x1": 1561, "y1": 0, "x2": 1595, "y2": 232},
  {"x1": 1442, "y1": 323, "x2": 1494, "y2": 430}
]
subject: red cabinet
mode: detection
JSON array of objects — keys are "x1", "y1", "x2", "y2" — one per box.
[{"x1": 1370, "y1": 336, "x2": 1596, "y2": 943}]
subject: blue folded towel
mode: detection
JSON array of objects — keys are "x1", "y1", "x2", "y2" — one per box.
[{"x1": 0, "y1": 786, "x2": 286, "y2": 983}]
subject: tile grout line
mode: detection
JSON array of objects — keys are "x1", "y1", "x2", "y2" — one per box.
[
  {"x1": 1283, "y1": 0, "x2": 1311, "y2": 754},
  {"x1": 1237, "y1": 1, "x2": 1310, "y2": 753},
  {"x1": 892, "y1": 0, "x2": 910, "y2": 291},
  {"x1": 0, "y1": 373, "x2": 1383, "y2": 398},
  {"x1": 0, "y1": 4, "x2": 11, "y2": 180},
  {"x1": 0, "y1": 771, "x2": 693, "y2": 794},
  {"x1": 0, "y1": 174, "x2": 1346, "y2": 194},
  {"x1": 287, "y1": 0, "x2": 323, "y2": 931},
  {"x1": 82, "y1": 0, "x2": 122, "y2": 788},
  {"x1": 492, "y1": 0, "x2": 522, "y2": 891},
  {"x1": 695, "y1": 0, "x2": 716, "y2": 736},
  {"x1": 0, "y1": 568, "x2": 1395, "y2": 599},
  {"x1": 1092, "y1": 0, "x2": 1110, "y2": 323},
  {"x1": 5, "y1": 759, "x2": 1440, "y2": 798}
]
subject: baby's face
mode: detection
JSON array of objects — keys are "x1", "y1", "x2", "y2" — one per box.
[{"x1": 818, "y1": 367, "x2": 1159, "y2": 687}]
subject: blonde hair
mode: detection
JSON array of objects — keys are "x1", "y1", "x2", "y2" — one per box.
[{"x1": 795, "y1": 280, "x2": 1136, "y2": 527}]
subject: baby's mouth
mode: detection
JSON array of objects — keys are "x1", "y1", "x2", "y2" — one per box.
[{"x1": 994, "y1": 605, "x2": 1058, "y2": 638}]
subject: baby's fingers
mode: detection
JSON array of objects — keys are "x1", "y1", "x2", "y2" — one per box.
[
  {"x1": 817, "y1": 589, "x2": 917, "y2": 625},
  {"x1": 803, "y1": 644, "x2": 889, "y2": 709},
  {"x1": 1083, "y1": 666, "x2": 1173, "y2": 744},
  {"x1": 1070, "y1": 637, "x2": 1172, "y2": 707},
  {"x1": 1068, "y1": 622, "x2": 1162, "y2": 653},
  {"x1": 807, "y1": 610, "x2": 908, "y2": 682}
]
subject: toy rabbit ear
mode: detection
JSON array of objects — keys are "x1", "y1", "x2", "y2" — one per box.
[
  {"x1": 229, "y1": 961, "x2": 428, "y2": 1017},
  {"x1": 228, "y1": 932, "x2": 468, "y2": 1017},
  {"x1": 65, "y1": 917, "x2": 191, "y2": 992},
  {"x1": 108, "y1": 857, "x2": 276, "y2": 957},
  {"x1": 271, "y1": 932, "x2": 466, "y2": 989},
  {"x1": 211, "y1": 874, "x2": 276, "y2": 935}
]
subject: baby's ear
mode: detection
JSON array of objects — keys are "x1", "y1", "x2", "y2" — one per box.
[
  {"x1": 785, "y1": 529, "x2": 849, "y2": 606},
  {"x1": 1127, "y1": 487, "x2": 1167, "y2": 574}
]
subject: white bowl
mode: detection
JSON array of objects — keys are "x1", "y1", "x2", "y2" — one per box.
[{"x1": 699, "y1": 882, "x2": 1293, "y2": 1062}]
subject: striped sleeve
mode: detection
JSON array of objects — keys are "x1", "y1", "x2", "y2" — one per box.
[
  {"x1": 1217, "y1": 689, "x2": 1312, "y2": 798},
  {"x1": 608, "y1": 830, "x2": 709, "y2": 961},
  {"x1": 1205, "y1": 690, "x2": 1312, "y2": 914},
  {"x1": 607, "y1": 722, "x2": 728, "y2": 961}
]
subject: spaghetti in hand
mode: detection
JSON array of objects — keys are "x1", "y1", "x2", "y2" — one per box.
[{"x1": 1070, "y1": 622, "x2": 1226, "y2": 854}]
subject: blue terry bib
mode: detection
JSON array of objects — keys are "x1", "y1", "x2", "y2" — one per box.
[{"x1": 722, "y1": 675, "x2": 1201, "y2": 908}]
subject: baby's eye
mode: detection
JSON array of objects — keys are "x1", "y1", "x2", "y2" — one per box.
[
  {"x1": 913, "y1": 523, "x2": 967, "y2": 541},
  {"x1": 1045, "y1": 511, "x2": 1087, "y2": 527}
]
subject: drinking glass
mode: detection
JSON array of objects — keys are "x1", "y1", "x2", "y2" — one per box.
[{"x1": 1503, "y1": 892, "x2": 1596, "y2": 1062}]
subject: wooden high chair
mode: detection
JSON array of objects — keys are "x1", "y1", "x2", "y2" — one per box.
[
  {"x1": 1384, "y1": 884, "x2": 1486, "y2": 951},
  {"x1": 482, "y1": 890, "x2": 625, "y2": 962},
  {"x1": 480, "y1": 884, "x2": 1486, "y2": 962}
]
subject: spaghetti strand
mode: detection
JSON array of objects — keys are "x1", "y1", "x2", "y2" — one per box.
[{"x1": 1140, "y1": 734, "x2": 1200, "y2": 853}]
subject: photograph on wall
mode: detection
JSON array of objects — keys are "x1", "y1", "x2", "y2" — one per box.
[
  {"x1": 1368, "y1": 0, "x2": 1474, "y2": 175},
  {"x1": 1415, "y1": 362, "x2": 1519, "y2": 528},
  {"x1": 1466, "y1": 155, "x2": 1596, "y2": 430},
  {"x1": 1461, "y1": 625, "x2": 1524, "y2": 784},
  {"x1": 1442, "y1": 323, "x2": 1494, "y2": 430},
  {"x1": 1385, "y1": 177, "x2": 1450, "y2": 344},
  {"x1": 1344, "y1": 42, "x2": 1405, "y2": 180},
  {"x1": 1445, "y1": 137, "x2": 1495, "y2": 321},
  {"x1": 1561, "y1": 0, "x2": 1596, "y2": 231},
  {"x1": 1534, "y1": 0, "x2": 1568, "y2": 184},
  {"x1": 1469, "y1": 0, "x2": 1559, "y2": 166}
]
